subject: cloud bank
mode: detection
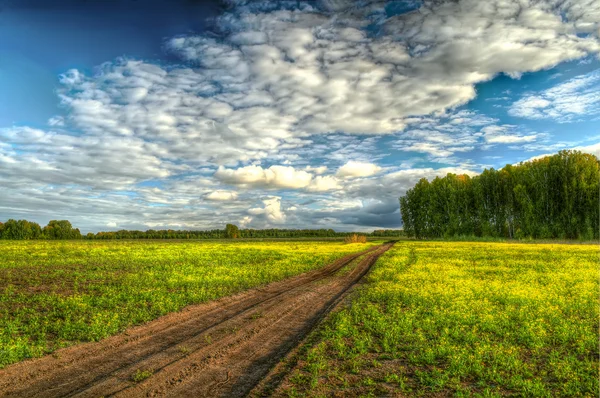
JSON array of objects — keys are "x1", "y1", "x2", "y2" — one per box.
[
  {"x1": 509, "y1": 69, "x2": 600, "y2": 122},
  {"x1": 1, "y1": 0, "x2": 599, "y2": 231}
]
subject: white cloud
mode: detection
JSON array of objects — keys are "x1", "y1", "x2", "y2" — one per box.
[
  {"x1": 214, "y1": 165, "x2": 313, "y2": 189},
  {"x1": 9, "y1": 0, "x2": 596, "y2": 179},
  {"x1": 578, "y1": 142, "x2": 600, "y2": 157},
  {"x1": 248, "y1": 196, "x2": 286, "y2": 224},
  {"x1": 307, "y1": 175, "x2": 342, "y2": 192},
  {"x1": 239, "y1": 215, "x2": 253, "y2": 227},
  {"x1": 519, "y1": 141, "x2": 600, "y2": 163},
  {"x1": 393, "y1": 112, "x2": 486, "y2": 157},
  {"x1": 400, "y1": 143, "x2": 457, "y2": 157},
  {"x1": 214, "y1": 164, "x2": 344, "y2": 192},
  {"x1": 47, "y1": 116, "x2": 65, "y2": 127},
  {"x1": 205, "y1": 190, "x2": 239, "y2": 201},
  {"x1": 0, "y1": 126, "x2": 171, "y2": 190},
  {"x1": 161, "y1": 0, "x2": 599, "y2": 159},
  {"x1": 392, "y1": 113, "x2": 547, "y2": 156},
  {"x1": 509, "y1": 70, "x2": 600, "y2": 121},
  {"x1": 486, "y1": 135, "x2": 539, "y2": 144},
  {"x1": 305, "y1": 165, "x2": 327, "y2": 175},
  {"x1": 337, "y1": 161, "x2": 382, "y2": 178},
  {"x1": 482, "y1": 125, "x2": 540, "y2": 144}
]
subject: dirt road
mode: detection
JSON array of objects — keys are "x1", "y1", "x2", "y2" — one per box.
[{"x1": 0, "y1": 243, "x2": 392, "y2": 398}]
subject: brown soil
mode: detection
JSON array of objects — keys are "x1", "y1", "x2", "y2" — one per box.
[{"x1": 0, "y1": 243, "x2": 392, "y2": 398}]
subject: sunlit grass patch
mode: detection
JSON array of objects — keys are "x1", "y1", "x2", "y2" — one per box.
[
  {"x1": 131, "y1": 368, "x2": 153, "y2": 382},
  {"x1": 0, "y1": 239, "x2": 377, "y2": 368},
  {"x1": 279, "y1": 242, "x2": 599, "y2": 397}
]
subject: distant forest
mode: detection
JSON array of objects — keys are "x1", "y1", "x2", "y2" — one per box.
[
  {"x1": 400, "y1": 150, "x2": 599, "y2": 240},
  {"x1": 0, "y1": 218, "x2": 402, "y2": 240}
]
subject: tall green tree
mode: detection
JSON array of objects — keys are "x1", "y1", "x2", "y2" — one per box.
[
  {"x1": 43, "y1": 220, "x2": 81, "y2": 239},
  {"x1": 225, "y1": 224, "x2": 240, "y2": 239},
  {"x1": 400, "y1": 150, "x2": 599, "y2": 240},
  {"x1": 0, "y1": 219, "x2": 42, "y2": 239}
]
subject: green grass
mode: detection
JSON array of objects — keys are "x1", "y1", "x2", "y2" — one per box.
[
  {"x1": 0, "y1": 239, "x2": 376, "y2": 368},
  {"x1": 131, "y1": 368, "x2": 153, "y2": 382},
  {"x1": 278, "y1": 242, "x2": 599, "y2": 397}
]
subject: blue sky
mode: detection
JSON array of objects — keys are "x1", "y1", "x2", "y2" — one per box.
[
  {"x1": 0, "y1": 0, "x2": 223, "y2": 126},
  {"x1": 0, "y1": 0, "x2": 599, "y2": 232}
]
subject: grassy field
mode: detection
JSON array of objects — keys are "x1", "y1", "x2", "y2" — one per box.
[
  {"x1": 0, "y1": 240, "x2": 376, "y2": 368},
  {"x1": 277, "y1": 242, "x2": 599, "y2": 397}
]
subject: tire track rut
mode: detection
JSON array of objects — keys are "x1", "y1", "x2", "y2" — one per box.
[{"x1": 0, "y1": 243, "x2": 392, "y2": 398}]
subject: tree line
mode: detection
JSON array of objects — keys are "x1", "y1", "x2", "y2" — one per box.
[
  {"x1": 85, "y1": 228, "x2": 404, "y2": 239},
  {"x1": 0, "y1": 219, "x2": 404, "y2": 240},
  {"x1": 399, "y1": 150, "x2": 599, "y2": 240},
  {"x1": 86, "y1": 227, "x2": 381, "y2": 240},
  {"x1": 0, "y1": 220, "x2": 82, "y2": 240}
]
